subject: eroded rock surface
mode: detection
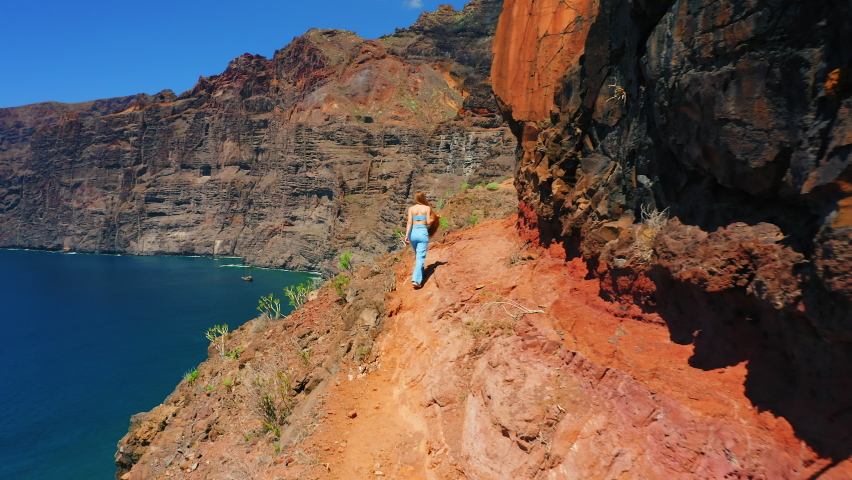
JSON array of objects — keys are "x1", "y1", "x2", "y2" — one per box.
[
  {"x1": 118, "y1": 214, "x2": 851, "y2": 479},
  {"x1": 0, "y1": 0, "x2": 512, "y2": 272},
  {"x1": 493, "y1": 0, "x2": 852, "y2": 473}
]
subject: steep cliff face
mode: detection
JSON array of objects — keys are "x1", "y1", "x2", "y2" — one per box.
[
  {"x1": 0, "y1": 0, "x2": 512, "y2": 272},
  {"x1": 494, "y1": 0, "x2": 852, "y2": 475}
]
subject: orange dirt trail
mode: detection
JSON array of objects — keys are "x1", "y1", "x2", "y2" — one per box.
[{"x1": 287, "y1": 216, "x2": 850, "y2": 480}]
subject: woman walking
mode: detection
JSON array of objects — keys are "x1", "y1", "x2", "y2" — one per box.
[{"x1": 404, "y1": 191, "x2": 437, "y2": 288}]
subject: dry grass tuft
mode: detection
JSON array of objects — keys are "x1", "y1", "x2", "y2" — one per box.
[{"x1": 629, "y1": 204, "x2": 669, "y2": 263}]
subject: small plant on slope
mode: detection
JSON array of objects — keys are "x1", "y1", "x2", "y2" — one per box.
[
  {"x1": 332, "y1": 274, "x2": 350, "y2": 301},
  {"x1": 257, "y1": 293, "x2": 282, "y2": 320},
  {"x1": 630, "y1": 204, "x2": 669, "y2": 264},
  {"x1": 225, "y1": 346, "x2": 245, "y2": 359},
  {"x1": 205, "y1": 324, "x2": 229, "y2": 357},
  {"x1": 284, "y1": 278, "x2": 314, "y2": 309},
  {"x1": 392, "y1": 227, "x2": 406, "y2": 250},
  {"x1": 486, "y1": 182, "x2": 500, "y2": 190},
  {"x1": 339, "y1": 252, "x2": 353, "y2": 272},
  {"x1": 606, "y1": 83, "x2": 627, "y2": 104},
  {"x1": 249, "y1": 367, "x2": 295, "y2": 428}
]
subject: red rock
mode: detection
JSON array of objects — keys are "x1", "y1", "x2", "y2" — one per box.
[
  {"x1": 492, "y1": 0, "x2": 599, "y2": 121},
  {"x1": 346, "y1": 410, "x2": 357, "y2": 418}
]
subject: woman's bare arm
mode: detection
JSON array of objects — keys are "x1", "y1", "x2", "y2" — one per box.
[{"x1": 404, "y1": 207, "x2": 413, "y2": 243}]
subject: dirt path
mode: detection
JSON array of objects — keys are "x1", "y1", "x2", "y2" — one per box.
[{"x1": 285, "y1": 216, "x2": 849, "y2": 480}]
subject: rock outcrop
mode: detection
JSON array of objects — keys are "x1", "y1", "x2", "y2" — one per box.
[
  {"x1": 0, "y1": 0, "x2": 512, "y2": 272},
  {"x1": 493, "y1": 0, "x2": 852, "y2": 476}
]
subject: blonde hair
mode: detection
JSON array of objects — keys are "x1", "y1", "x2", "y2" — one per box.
[{"x1": 414, "y1": 191, "x2": 432, "y2": 208}]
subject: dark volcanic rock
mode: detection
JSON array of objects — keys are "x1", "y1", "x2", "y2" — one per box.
[
  {"x1": 0, "y1": 0, "x2": 512, "y2": 273},
  {"x1": 493, "y1": 0, "x2": 852, "y2": 475}
]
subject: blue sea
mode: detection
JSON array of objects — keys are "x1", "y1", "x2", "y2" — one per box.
[{"x1": 0, "y1": 250, "x2": 315, "y2": 480}]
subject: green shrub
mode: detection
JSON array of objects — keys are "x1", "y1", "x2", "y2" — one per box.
[
  {"x1": 460, "y1": 183, "x2": 470, "y2": 189},
  {"x1": 257, "y1": 294, "x2": 282, "y2": 320},
  {"x1": 284, "y1": 278, "x2": 314, "y2": 308},
  {"x1": 225, "y1": 346, "x2": 245, "y2": 359},
  {"x1": 339, "y1": 252, "x2": 353, "y2": 272},
  {"x1": 205, "y1": 385, "x2": 214, "y2": 392},
  {"x1": 332, "y1": 275, "x2": 350, "y2": 300},
  {"x1": 486, "y1": 182, "x2": 499, "y2": 190},
  {"x1": 184, "y1": 370, "x2": 200, "y2": 383},
  {"x1": 470, "y1": 216, "x2": 479, "y2": 225},
  {"x1": 393, "y1": 227, "x2": 406, "y2": 248},
  {"x1": 253, "y1": 369, "x2": 294, "y2": 428},
  {"x1": 298, "y1": 348, "x2": 312, "y2": 366},
  {"x1": 473, "y1": 184, "x2": 484, "y2": 189},
  {"x1": 440, "y1": 217, "x2": 449, "y2": 229}
]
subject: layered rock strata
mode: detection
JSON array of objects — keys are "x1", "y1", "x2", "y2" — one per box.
[
  {"x1": 493, "y1": 0, "x2": 852, "y2": 475},
  {"x1": 0, "y1": 0, "x2": 512, "y2": 272}
]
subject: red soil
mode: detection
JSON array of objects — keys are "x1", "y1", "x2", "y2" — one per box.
[{"x1": 283, "y1": 216, "x2": 851, "y2": 479}]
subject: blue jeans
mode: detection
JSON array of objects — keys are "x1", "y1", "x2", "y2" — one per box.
[{"x1": 409, "y1": 225, "x2": 429, "y2": 285}]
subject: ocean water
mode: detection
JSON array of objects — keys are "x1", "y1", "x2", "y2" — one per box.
[{"x1": 0, "y1": 250, "x2": 315, "y2": 480}]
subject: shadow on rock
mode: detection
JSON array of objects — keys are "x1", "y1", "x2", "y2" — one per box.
[
  {"x1": 647, "y1": 265, "x2": 852, "y2": 465},
  {"x1": 422, "y1": 261, "x2": 448, "y2": 286}
]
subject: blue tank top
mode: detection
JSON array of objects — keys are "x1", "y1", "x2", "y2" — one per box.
[{"x1": 413, "y1": 215, "x2": 427, "y2": 221}]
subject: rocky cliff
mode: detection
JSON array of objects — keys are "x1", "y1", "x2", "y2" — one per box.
[
  {"x1": 111, "y1": 0, "x2": 852, "y2": 478},
  {"x1": 493, "y1": 0, "x2": 852, "y2": 476},
  {"x1": 0, "y1": 0, "x2": 512, "y2": 272}
]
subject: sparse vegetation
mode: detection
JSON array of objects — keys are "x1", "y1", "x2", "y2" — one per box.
[
  {"x1": 470, "y1": 215, "x2": 479, "y2": 225},
  {"x1": 257, "y1": 294, "x2": 282, "y2": 320},
  {"x1": 262, "y1": 421, "x2": 281, "y2": 438},
  {"x1": 466, "y1": 317, "x2": 516, "y2": 339},
  {"x1": 298, "y1": 348, "x2": 312, "y2": 366},
  {"x1": 508, "y1": 241, "x2": 530, "y2": 266},
  {"x1": 486, "y1": 182, "x2": 499, "y2": 190},
  {"x1": 629, "y1": 204, "x2": 669, "y2": 263},
  {"x1": 356, "y1": 346, "x2": 370, "y2": 361},
  {"x1": 466, "y1": 299, "x2": 545, "y2": 339},
  {"x1": 284, "y1": 278, "x2": 314, "y2": 308},
  {"x1": 332, "y1": 274, "x2": 350, "y2": 301},
  {"x1": 607, "y1": 83, "x2": 627, "y2": 105},
  {"x1": 249, "y1": 366, "x2": 295, "y2": 429},
  {"x1": 225, "y1": 346, "x2": 245, "y2": 359},
  {"x1": 460, "y1": 183, "x2": 470, "y2": 189},
  {"x1": 184, "y1": 369, "x2": 200, "y2": 383},
  {"x1": 251, "y1": 314, "x2": 271, "y2": 333},
  {"x1": 339, "y1": 252, "x2": 353, "y2": 272},
  {"x1": 473, "y1": 184, "x2": 484, "y2": 189},
  {"x1": 440, "y1": 217, "x2": 449, "y2": 229},
  {"x1": 205, "y1": 324, "x2": 229, "y2": 357},
  {"x1": 393, "y1": 227, "x2": 406, "y2": 250},
  {"x1": 205, "y1": 385, "x2": 214, "y2": 392}
]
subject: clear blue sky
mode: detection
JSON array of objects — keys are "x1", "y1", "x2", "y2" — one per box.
[{"x1": 0, "y1": 0, "x2": 468, "y2": 108}]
